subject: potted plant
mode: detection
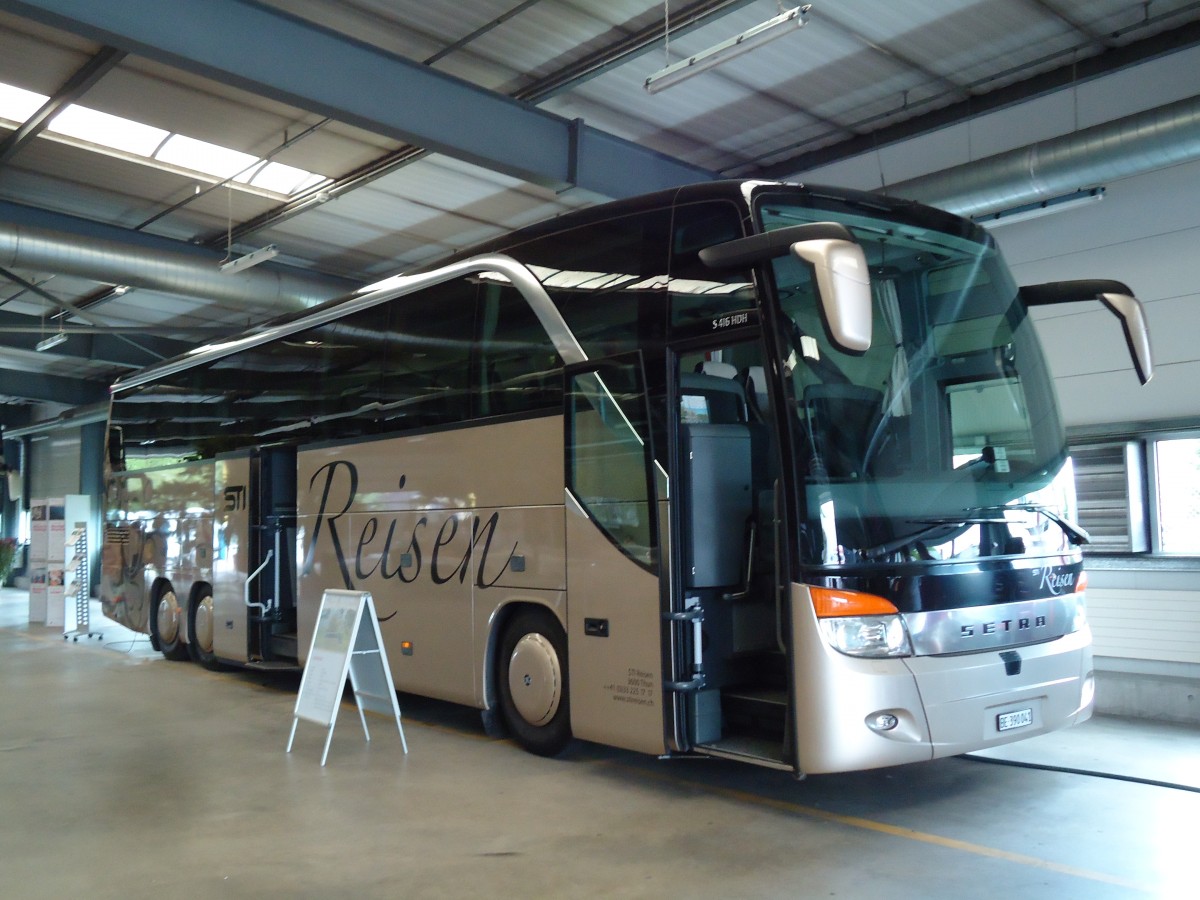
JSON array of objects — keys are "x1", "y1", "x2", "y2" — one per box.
[{"x1": 0, "y1": 537, "x2": 19, "y2": 587}]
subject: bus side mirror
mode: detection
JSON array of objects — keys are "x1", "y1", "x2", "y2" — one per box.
[
  {"x1": 699, "y1": 221, "x2": 873, "y2": 354},
  {"x1": 1020, "y1": 280, "x2": 1153, "y2": 384},
  {"x1": 790, "y1": 237, "x2": 872, "y2": 354}
]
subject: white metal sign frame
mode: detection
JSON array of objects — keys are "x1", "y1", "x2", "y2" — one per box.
[{"x1": 287, "y1": 589, "x2": 408, "y2": 765}]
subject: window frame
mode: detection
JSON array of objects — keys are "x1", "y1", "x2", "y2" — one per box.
[
  {"x1": 1146, "y1": 429, "x2": 1200, "y2": 556},
  {"x1": 1070, "y1": 425, "x2": 1200, "y2": 560}
]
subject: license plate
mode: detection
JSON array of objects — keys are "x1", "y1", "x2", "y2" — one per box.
[{"x1": 997, "y1": 708, "x2": 1033, "y2": 732}]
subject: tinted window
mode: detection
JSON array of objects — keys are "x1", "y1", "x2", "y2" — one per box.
[
  {"x1": 507, "y1": 208, "x2": 675, "y2": 359},
  {"x1": 476, "y1": 282, "x2": 563, "y2": 417}
]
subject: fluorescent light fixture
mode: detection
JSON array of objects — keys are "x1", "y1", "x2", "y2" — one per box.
[
  {"x1": 645, "y1": 4, "x2": 810, "y2": 94},
  {"x1": 220, "y1": 244, "x2": 279, "y2": 274},
  {"x1": 974, "y1": 187, "x2": 1106, "y2": 229},
  {"x1": 35, "y1": 331, "x2": 68, "y2": 352}
]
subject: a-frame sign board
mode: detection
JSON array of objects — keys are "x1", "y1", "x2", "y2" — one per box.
[{"x1": 287, "y1": 589, "x2": 408, "y2": 765}]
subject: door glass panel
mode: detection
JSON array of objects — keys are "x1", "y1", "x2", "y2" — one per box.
[{"x1": 567, "y1": 359, "x2": 657, "y2": 570}]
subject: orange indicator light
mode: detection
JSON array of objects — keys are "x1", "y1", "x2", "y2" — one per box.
[{"x1": 810, "y1": 586, "x2": 898, "y2": 618}]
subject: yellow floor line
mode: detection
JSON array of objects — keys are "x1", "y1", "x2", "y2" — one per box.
[
  {"x1": 4, "y1": 619, "x2": 1158, "y2": 892},
  {"x1": 612, "y1": 761, "x2": 1155, "y2": 895}
]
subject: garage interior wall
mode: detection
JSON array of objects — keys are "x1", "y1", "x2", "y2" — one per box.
[
  {"x1": 28, "y1": 427, "x2": 82, "y2": 499},
  {"x1": 21, "y1": 423, "x2": 103, "y2": 595},
  {"x1": 806, "y1": 45, "x2": 1200, "y2": 724}
]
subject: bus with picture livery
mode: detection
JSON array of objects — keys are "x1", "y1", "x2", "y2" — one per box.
[{"x1": 99, "y1": 180, "x2": 1151, "y2": 774}]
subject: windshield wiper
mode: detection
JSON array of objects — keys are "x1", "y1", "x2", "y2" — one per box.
[
  {"x1": 860, "y1": 503, "x2": 1088, "y2": 561},
  {"x1": 960, "y1": 503, "x2": 1090, "y2": 546},
  {"x1": 1009, "y1": 503, "x2": 1090, "y2": 545},
  {"x1": 860, "y1": 516, "x2": 1006, "y2": 559}
]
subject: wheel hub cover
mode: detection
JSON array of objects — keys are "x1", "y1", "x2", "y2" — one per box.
[
  {"x1": 157, "y1": 591, "x2": 180, "y2": 642},
  {"x1": 194, "y1": 596, "x2": 214, "y2": 653},
  {"x1": 508, "y1": 633, "x2": 561, "y2": 726}
]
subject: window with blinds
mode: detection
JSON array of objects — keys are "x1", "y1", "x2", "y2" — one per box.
[{"x1": 1070, "y1": 441, "x2": 1148, "y2": 554}]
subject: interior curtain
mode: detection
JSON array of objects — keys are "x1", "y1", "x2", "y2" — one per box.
[{"x1": 877, "y1": 280, "x2": 911, "y2": 417}]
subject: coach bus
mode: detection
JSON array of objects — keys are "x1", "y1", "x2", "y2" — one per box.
[{"x1": 98, "y1": 180, "x2": 1152, "y2": 774}]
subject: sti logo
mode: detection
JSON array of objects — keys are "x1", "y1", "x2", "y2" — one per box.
[{"x1": 224, "y1": 485, "x2": 247, "y2": 511}]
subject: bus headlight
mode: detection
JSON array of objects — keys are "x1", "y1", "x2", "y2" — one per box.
[
  {"x1": 819, "y1": 615, "x2": 913, "y2": 658},
  {"x1": 810, "y1": 587, "x2": 912, "y2": 658}
]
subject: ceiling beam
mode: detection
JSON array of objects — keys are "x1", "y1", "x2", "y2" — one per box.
[
  {"x1": 0, "y1": 45, "x2": 126, "y2": 165},
  {"x1": 0, "y1": 368, "x2": 107, "y2": 405},
  {"x1": 0, "y1": 405, "x2": 32, "y2": 431},
  {"x1": 0, "y1": 264, "x2": 165, "y2": 362},
  {"x1": 222, "y1": 0, "x2": 758, "y2": 245},
  {"x1": 0, "y1": 310, "x2": 190, "y2": 367},
  {"x1": 509, "y1": 0, "x2": 761, "y2": 101},
  {"x1": 3, "y1": 0, "x2": 716, "y2": 199}
]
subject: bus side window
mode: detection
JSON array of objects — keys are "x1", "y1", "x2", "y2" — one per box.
[
  {"x1": 476, "y1": 283, "x2": 563, "y2": 417},
  {"x1": 378, "y1": 278, "x2": 477, "y2": 429}
]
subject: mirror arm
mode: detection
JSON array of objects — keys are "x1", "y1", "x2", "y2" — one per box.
[
  {"x1": 699, "y1": 222, "x2": 855, "y2": 270},
  {"x1": 700, "y1": 222, "x2": 872, "y2": 355},
  {"x1": 1021, "y1": 280, "x2": 1153, "y2": 385}
]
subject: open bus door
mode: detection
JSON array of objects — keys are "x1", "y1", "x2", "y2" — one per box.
[{"x1": 564, "y1": 354, "x2": 675, "y2": 756}]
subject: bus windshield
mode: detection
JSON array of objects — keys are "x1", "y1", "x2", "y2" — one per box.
[{"x1": 757, "y1": 194, "x2": 1075, "y2": 569}]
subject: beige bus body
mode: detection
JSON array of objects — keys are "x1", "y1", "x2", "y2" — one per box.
[
  {"x1": 102, "y1": 414, "x2": 673, "y2": 757},
  {"x1": 97, "y1": 181, "x2": 1138, "y2": 775},
  {"x1": 296, "y1": 417, "x2": 566, "y2": 707},
  {"x1": 101, "y1": 416, "x2": 1094, "y2": 773},
  {"x1": 787, "y1": 586, "x2": 1093, "y2": 774},
  {"x1": 101, "y1": 459, "x2": 217, "y2": 656}
]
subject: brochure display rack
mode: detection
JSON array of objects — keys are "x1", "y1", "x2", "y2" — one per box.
[
  {"x1": 28, "y1": 495, "x2": 94, "y2": 635},
  {"x1": 64, "y1": 522, "x2": 100, "y2": 641},
  {"x1": 28, "y1": 498, "x2": 48, "y2": 624}
]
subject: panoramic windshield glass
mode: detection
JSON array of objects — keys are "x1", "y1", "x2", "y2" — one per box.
[{"x1": 758, "y1": 193, "x2": 1075, "y2": 568}]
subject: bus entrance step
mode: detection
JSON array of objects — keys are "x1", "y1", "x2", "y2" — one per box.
[
  {"x1": 269, "y1": 632, "x2": 298, "y2": 658},
  {"x1": 243, "y1": 660, "x2": 302, "y2": 673},
  {"x1": 694, "y1": 735, "x2": 792, "y2": 771},
  {"x1": 722, "y1": 688, "x2": 787, "y2": 733}
]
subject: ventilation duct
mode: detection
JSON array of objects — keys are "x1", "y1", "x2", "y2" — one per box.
[
  {"x1": 0, "y1": 218, "x2": 347, "y2": 311},
  {"x1": 886, "y1": 93, "x2": 1200, "y2": 219}
]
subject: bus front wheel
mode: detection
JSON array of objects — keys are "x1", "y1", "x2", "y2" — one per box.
[{"x1": 498, "y1": 608, "x2": 571, "y2": 757}]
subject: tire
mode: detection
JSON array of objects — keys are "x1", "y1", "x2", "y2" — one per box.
[
  {"x1": 497, "y1": 607, "x2": 571, "y2": 757},
  {"x1": 187, "y1": 586, "x2": 221, "y2": 669},
  {"x1": 150, "y1": 584, "x2": 190, "y2": 661}
]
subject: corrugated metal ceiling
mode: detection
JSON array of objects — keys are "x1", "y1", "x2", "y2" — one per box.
[{"x1": 0, "y1": 0, "x2": 1198, "y2": 418}]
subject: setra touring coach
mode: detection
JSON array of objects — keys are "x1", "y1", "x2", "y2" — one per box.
[{"x1": 99, "y1": 180, "x2": 1152, "y2": 774}]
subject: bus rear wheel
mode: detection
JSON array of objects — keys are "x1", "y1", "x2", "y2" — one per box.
[
  {"x1": 188, "y1": 586, "x2": 220, "y2": 669},
  {"x1": 498, "y1": 607, "x2": 571, "y2": 757},
  {"x1": 151, "y1": 585, "x2": 190, "y2": 661}
]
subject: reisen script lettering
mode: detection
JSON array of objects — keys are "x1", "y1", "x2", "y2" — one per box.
[{"x1": 302, "y1": 460, "x2": 518, "y2": 591}]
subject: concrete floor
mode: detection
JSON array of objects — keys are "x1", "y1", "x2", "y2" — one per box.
[{"x1": 3, "y1": 588, "x2": 1198, "y2": 900}]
